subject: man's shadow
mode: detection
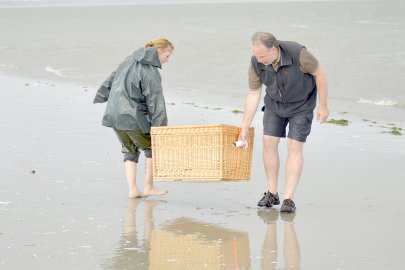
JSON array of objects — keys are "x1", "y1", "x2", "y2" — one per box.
[{"x1": 257, "y1": 209, "x2": 301, "y2": 270}]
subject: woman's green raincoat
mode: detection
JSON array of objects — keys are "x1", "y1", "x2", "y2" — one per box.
[{"x1": 93, "y1": 47, "x2": 168, "y2": 133}]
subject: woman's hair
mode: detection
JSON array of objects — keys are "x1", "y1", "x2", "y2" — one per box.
[{"x1": 145, "y1": 37, "x2": 174, "y2": 50}]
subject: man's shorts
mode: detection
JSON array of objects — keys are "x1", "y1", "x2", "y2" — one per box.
[
  {"x1": 113, "y1": 129, "x2": 152, "y2": 163},
  {"x1": 263, "y1": 108, "x2": 313, "y2": 142}
]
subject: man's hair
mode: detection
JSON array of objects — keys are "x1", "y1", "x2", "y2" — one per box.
[{"x1": 251, "y1": 32, "x2": 279, "y2": 49}]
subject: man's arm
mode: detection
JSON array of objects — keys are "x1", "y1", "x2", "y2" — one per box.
[
  {"x1": 313, "y1": 64, "x2": 329, "y2": 123},
  {"x1": 240, "y1": 88, "x2": 262, "y2": 141}
]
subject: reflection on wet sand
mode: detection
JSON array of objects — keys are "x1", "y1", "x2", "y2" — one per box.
[
  {"x1": 103, "y1": 199, "x2": 164, "y2": 270},
  {"x1": 257, "y1": 209, "x2": 300, "y2": 270},
  {"x1": 103, "y1": 200, "x2": 299, "y2": 270},
  {"x1": 103, "y1": 199, "x2": 251, "y2": 270},
  {"x1": 149, "y1": 217, "x2": 251, "y2": 270}
]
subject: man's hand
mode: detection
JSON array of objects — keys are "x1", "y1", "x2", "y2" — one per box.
[
  {"x1": 317, "y1": 105, "x2": 329, "y2": 123},
  {"x1": 238, "y1": 127, "x2": 249, "y2": 143}
]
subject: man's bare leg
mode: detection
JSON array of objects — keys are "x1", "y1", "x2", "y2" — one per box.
[
  {"x1": 263, "y1": 135, "x2": 280, "y2": 194},
  {"x1": 124, "y1": 160, "x2": 143, "y2": 198},
  {"x1": 284, "y1": 139, "x2": 304, "y2": 200},
  {"x1": 143, "y1": 158, "x2": 167, "y2": 196}
]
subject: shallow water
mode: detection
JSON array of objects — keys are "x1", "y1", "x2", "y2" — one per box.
[{"x1": 0, "y1": 0, "x2": 404, "y2": 123}]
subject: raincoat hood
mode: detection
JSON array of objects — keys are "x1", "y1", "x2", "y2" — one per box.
[{"x1": 131, "y1": 47, "x2": 162, "y2": 68}]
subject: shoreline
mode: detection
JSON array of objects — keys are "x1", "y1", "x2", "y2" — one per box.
[
  {"x1": 2, "y1": 67, "x2": 404, "y2": 127},
  {"x1": 2, "y1": 67, "x2": 404, "y2": 129}
]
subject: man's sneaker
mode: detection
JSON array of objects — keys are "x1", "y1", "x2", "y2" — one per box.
[
  {"x1": 280, "y1": 199, "x2": 296, "y2": 213},
  {"x1": 257, "y1": 192, "x2": 280, "y2": 207}
]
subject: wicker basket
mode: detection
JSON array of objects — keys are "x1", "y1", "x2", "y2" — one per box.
[{"x1": 151, "y1": 124, "x2": 254, "y2": 181}]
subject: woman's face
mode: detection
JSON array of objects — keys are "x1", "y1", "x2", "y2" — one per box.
[{"x1": 158, "y1": 47, "x2": 173, "y2": 65}]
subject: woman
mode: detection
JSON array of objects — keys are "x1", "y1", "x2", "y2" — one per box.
[{"x1": 93, "y1": 37, "x2": 174, "y2": 198}]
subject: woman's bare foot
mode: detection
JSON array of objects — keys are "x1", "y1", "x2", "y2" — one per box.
[{"x1": 143, "y1": 187, "x2": 168, "y2": 196}]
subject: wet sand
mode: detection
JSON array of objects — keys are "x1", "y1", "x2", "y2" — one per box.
[{"x1": 1, "y1": 74, "x2": 405, "y2": 269}]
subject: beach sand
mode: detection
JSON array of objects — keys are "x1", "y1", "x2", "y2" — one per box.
[{"x1": 1, "y1": 73, "x2": 405, "y2": 269}]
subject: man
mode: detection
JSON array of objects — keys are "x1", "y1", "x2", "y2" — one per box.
[{"x1": 239, "y1": 32, "x2": 329, "y2": 213}]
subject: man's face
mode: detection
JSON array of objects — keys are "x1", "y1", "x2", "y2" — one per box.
[{"x1": 252, "y1": 45, "x2": 276, "y2": 66}]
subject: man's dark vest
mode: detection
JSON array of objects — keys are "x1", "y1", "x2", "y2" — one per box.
[{"x1": 251, "y1": 41, "x2": 316, "y2": 104}]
